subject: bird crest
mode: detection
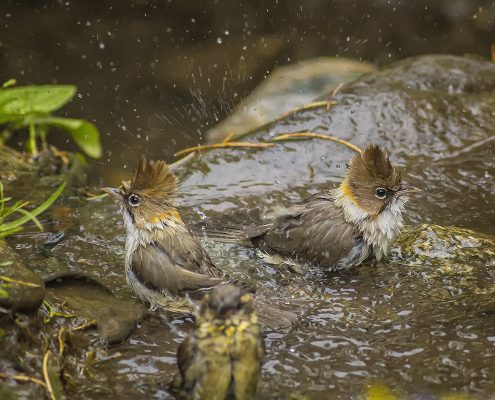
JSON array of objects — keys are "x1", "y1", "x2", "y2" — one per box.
[
  {"x1": 127, "y1": 157, "x2": 178, "y2": 202},
  {"x1": 347, "y1": 144, "x2": 401, "y2": 190}
]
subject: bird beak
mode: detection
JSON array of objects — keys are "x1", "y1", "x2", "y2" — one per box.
[
  {"x1": 101, "y1": 187, "x2": 124, "y2": 199},
  {"x1": 398, "y1": 185, "x2": 421, "y2": 196}
]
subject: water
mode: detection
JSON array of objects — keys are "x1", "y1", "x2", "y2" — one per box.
[{"x1": 2, "y1": 2, "x2": 495, "y2": 399}]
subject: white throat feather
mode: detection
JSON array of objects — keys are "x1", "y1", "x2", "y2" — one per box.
[{"x1": 334, "y1": 186, "x2": 406, "y2": 260}]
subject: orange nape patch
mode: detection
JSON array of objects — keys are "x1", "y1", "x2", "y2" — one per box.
[
  {"x1": 340, "y1": 180, "x2": 359, "y2": 205},
  {"x1": 149, "y1": 209, "x2": 183, "y2": 223}
]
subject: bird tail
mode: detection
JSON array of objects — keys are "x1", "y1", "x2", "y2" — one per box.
[{"x1": 196, "y1": 226, "x2": 252, "y2": 245}]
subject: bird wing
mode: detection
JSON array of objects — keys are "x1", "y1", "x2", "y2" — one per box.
[
  {"x1": 253, "y1": 194, "x2": 365, "y2": 269},
  {"x1": 131, "y1": 244, "x2": 225, "y2": 296},
  {"x1": 232, "y1": 321, "x2": 263, "y2": 399},
  {"x1": 177, "y1": 329, "x2": 232, "y2": 399},
  {"x1": 177, "y1": 334, "x2": 196, "y2": 385}
]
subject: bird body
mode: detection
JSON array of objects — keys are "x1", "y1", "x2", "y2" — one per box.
[{"x1": 173, "y1": 284, "x2": 264, "y2": 400}]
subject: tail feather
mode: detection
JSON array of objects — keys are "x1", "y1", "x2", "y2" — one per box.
[{"x1": 195, "y1": 226, "x2": 252, "y2": 245}]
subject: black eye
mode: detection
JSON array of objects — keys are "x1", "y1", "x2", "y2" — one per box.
[
  {"x1": 375, "y1": 187, "x2": 388, "y2": 199},
  {"x1": 128, "y1": 194, "x2": 141, "y2": 207}
]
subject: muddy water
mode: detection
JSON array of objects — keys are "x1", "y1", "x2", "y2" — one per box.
[{"x1": 4, "y1": 55, "x2": 494, "y2": 399}]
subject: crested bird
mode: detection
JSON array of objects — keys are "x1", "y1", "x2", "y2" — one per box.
[
  {"x1": 102, "y1": 158, "x2": 296, "y2": 326},
  {"x1": 204, "y1": 144, "x2": 420, "y2": 271}
]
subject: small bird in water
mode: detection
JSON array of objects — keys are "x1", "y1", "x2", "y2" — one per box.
[
  {"x1": 103, "y1": 158, "x2": 296, "y2": 326},
  {"x1": 172, "y1": 284, "x2": 264, "y2": 400},
  {"x1": 206, "y1": 144, "x2": 420, "y2": 271}
]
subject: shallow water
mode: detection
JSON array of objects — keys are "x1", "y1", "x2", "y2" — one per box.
[{"x1": 2, "y1": 3, "x2": 495, "y2": 398}]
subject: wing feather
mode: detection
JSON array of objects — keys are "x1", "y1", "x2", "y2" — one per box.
[{"x1": 132, "y1": 244, "x2": 225, "y2": 296}]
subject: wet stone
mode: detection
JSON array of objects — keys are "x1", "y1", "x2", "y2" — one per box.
[
  {"x1": 44, "y1": 272, "x2": 147, "y2": 344},
  {"x1": 0, "y1": 241, "x2": 45, "y2": 313}
]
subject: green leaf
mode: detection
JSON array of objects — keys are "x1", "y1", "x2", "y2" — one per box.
[
  {"x1": 0, "y1": 182, "x2": 66, "y2": 235},
  {"x1": 0, "y1": 85, "x2": 76, "y2": 117},
  {"x1": 0, "y1": 285, "x2": 8, "y2": 299},
  {"x1": 1, "y1": 79, "x2": 16, "y2": 88},
  {"x1": 45, "y1": 117, "x2": 102, "y2": 158}
]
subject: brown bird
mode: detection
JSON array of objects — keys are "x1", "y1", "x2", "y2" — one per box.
[
  {"x1": 206, "y1": 144, "x2": 420, "y2": 271},
  {"x1": 103, "y1": 159, "x2": 296, "y2": 326},
  {"x1": 172, "y1": 284, "x2": 264, "y2": 400}
]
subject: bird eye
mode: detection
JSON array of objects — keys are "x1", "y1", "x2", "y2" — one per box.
[
  {"x1": 128, "y1": 194, "x2": 141, "y2": 207},
  {"x1": 375, "y1": 187, "x2": 388, "y2": 199}
]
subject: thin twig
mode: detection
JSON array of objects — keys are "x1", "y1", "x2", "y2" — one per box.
[
  {"x1": 85, "y1": 192, "x2": 108, "y2": 200},
  {"x1": 0, "y1": 275, "x2": 41, "y2": 288},
  {"x1": 273, "y1": 100, "x2": 337, "y2": 122},
  {"x1": 174, "y1": 141, "x2": 273, "y2": 157},
  {"x1": 433, "y1": 134, "x2": 495, "y2": 163},
  {"x1": 169, "y1": 152, "x2": 196, "y2": 171},
  {"x1": 58, "y1": 327, "x2": 67, "y2": 356},
  {"x1": 42, "y1": 351, "x2": 57, "y2": 400},
  {"x1": 0, "y1": 372, "x2": 47, "y2": 388},
  {"x1": 71, "y1": 319, "x2": 97, "y2": 332},
  {"x1": 222, "y1": 133, "x2": 235, "y2": 143},
  {"x1": 327, "y1": 82, "x2": 344, "y2": 112},
  {"x1": 271, "y1": 132, "x2": 362, "y2": 153}
]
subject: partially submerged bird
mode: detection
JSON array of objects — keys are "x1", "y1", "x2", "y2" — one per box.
[
  {"x1": 172, "y1": 284, "x2": 264, "y2": 400},
  {"x1": 103, "y1": 158, "x2": 296, "y2": 326},
  {"x1": 206, "y1": 144, "x2": 420, "y2": 271}
]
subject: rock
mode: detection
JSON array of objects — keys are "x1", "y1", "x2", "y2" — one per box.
[
  {"x1": 207, "y1": 57, "x2": 376, "y2": 142},
  {"x1": 44, "y1": 272, "x2": 146, "y2": 344},
  {"x1": 392, "y1": 224, "x2": 495, "y2": 297},
  {"x1": 179, "y1": 55, "x2": 495, "y2": 234},
  {"x1": 0, "y1": 241, "x2": 45, "y2": 312}
]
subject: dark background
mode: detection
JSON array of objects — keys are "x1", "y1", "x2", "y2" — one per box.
[{"x1": 1, "y1": 0, "x2": 494, "y2": 182}]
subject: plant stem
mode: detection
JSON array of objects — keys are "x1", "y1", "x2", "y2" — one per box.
[
  {"x1": 28, "y1": 122, "x2": 38, "y2": 155},
  {"x1": 40, "y1": 125, "x2": 47, "y2": 150}
]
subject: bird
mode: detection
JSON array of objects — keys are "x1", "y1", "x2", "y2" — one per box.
[
  {"x1": 172, "y1": 283, "x2": 264, "y2": 400},
  {"x1": 204, "y1": 144, "x2": 420, "y2": 271},
  {"x1": 102, "y1": 158, "x2": 296, "y2": 326}
]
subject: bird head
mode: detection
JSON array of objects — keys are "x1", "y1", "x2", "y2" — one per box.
[
  {"x1": 103, "y1": 158, "x2": 180, "y2": 228},
  {"x1": 340, "y1": 144, "x2": 420, "y2": 217},
  {"x1": 202, "y1": 284, "x2": 254, "y2": 320}
]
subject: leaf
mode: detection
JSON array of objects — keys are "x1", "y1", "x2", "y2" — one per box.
[
  {"x1": 45, "y1": 117, "x2": 102, "y2": 158},
  {"x1": 1, "y1": 79, "x2": 16, "y2": 88},
  {"x1": 0, "y1": 85, "x2": 76, "y2": 117},
  {"x1": 0, "y1": 182, "x2": 66, "y2": 235},
  {"x1": 0, "y1": 285, "x2": 9, "y2": 299}
]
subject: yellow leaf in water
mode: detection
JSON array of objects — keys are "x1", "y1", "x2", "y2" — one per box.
[{"x1": 367, "y1": 384, "x2": 398, "y2": 400}]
